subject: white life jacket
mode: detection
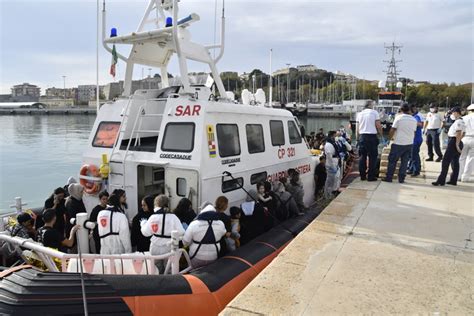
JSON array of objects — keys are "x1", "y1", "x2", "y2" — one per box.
[
  {"x1": 97, "y1": 207, "x2": 132, "y2": 255},
  {"x1": 141, "y1": 208, "x2": 185, "y2": 255},
  {"x1": 182, "y1": 206, "x2": 226, "y2": 261}
]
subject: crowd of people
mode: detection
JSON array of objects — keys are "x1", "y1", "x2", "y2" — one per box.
[
  {"x1": 8, "y1": 170, "x2": 314, "y2": 272},
  {"x1": 307, "y1": 125, "x2": 355, "y2": 199},
  {"x1": 355, "y1": 101, "x2": 474, "y2": 185}
]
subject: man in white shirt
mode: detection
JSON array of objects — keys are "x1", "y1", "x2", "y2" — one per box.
[
  {"x1": 459, "y1": 104, "x2": 474, "y2": 182},
  {"x1": 423, "y1": 104, "x2": 444, "y2": 162},
  {"x1": 356, "y1": 102, "x2": 384, "y2": 181},
  {"x1": 432, "y1": 107, "x2": 466, "y2": 186},
  {"x1": 383, "y1": 103, "x2": 417, "y2": 183}
]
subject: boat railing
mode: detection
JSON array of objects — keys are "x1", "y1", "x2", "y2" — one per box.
[{"x1": 0, "y1": 231, "x2": 192, "y2": 275}]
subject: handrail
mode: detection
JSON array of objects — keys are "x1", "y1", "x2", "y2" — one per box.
[{"x1": 0, "y1": 233, "x2": 192, "y2": 275}]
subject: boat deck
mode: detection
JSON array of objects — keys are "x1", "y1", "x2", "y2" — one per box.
[{"x1": 221, "y1": 147, "x2": 474, "y2": 315}]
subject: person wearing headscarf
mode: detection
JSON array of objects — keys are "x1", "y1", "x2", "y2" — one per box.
[
  {"x1": 173, "y1": 198, "x2": 197, "y2": 229},
  {"x1": 238, "y1": 189, "x2": 267, "y2": 245},
  {"x1": 65, "y1": 183, "x2": 86, "y2": 236},
  {"x1": 63, "y1": 177, "x2": 77, "y2": 197},
  {"x1": 273, "y1": 180, "x2": 301, "y2": 219},
  {"x1": 131, "y1": 195, "x2": 154, "y2": 252}
]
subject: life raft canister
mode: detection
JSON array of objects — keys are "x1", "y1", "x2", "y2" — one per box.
[{"x1": 79, "y1": 164, "x2": 101, "y2": 195}]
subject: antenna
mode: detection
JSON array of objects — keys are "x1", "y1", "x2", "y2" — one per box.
[{"x1": 383, "y1": 42, "x2": 403, "y2": 90}]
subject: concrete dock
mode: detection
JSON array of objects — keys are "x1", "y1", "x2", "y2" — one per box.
[{"x1": 222, "y1": 151, "x2": 474, "y2": 315}]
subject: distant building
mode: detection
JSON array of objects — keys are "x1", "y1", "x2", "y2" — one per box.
[
  {"x1": 45, "y1": 87, "x2": 78, "y2": 100},
  {"x1": 334, "y1": 71, "x2": 357, "y2": 82},
  {"x1": 296, "y1": 64, "x2": 317, "y2": 72},
  {"x1": 103, "y1": 77, "x2": 162, "y2": 100},
  {"x1": 39, "y1": 96, "x2": 75, "y2": 107},
  {"x1": 103, "y1": 82, "x2": 122, "y2": 100},
  {"x1": 272, "y1": 68, "x2": 290, "y2": 76},
  {"x1": 408, "y1": 81, "x2": 430, "y2": 87},
  {"x1": 77, "y1": 85, "x2": 97, "y2": 104},
  {"x1": 221, "y1": 71, "x2": 238, "y2": 77},
  {"x1": 11, "y1": 83, "x2": 40, "y2": 102}
]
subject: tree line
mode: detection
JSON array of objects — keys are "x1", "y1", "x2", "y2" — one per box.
[{"x1": 219, "y1": 69, "x2": 472, "y2": 109}]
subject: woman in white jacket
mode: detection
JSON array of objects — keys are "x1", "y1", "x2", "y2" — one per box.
[
  {"x1": 324, "y1": 131, "x2": 341, "y2": 198},
  {"x1": 141, "y1": 195, "x2": 184, "y2": 273},
  {"x1": 97, "y1": 194, "x2": 132, "y2": 255},
  {"x1": 183, "y1": 204, "x2": 226, "y2": 269}
]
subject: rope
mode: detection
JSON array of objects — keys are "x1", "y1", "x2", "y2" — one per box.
[{"x1": 75, "y1": 229, "x2": 89, "y2": 316}]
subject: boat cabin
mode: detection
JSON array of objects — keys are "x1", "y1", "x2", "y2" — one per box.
[{"x1": 82, "y1": 85, "x2": 317, "y2": 218}]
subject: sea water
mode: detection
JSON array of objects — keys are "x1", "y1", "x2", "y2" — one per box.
[
  {"x1": 0, "y1": 115, "x2": 349, "y2": 212},
  {"x1": 0, "y1": 115, "x2": 95, "y2": 211}
]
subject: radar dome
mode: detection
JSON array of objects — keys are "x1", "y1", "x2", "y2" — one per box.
[
  {"x1": 255, "y1": 89, "x2": 266, "y2": 106},
  {"x1": 378, "y1": 80, "x2": 386, "y2": 88},
  {"x1": 241, "y1": 89, "x2": 252, "y2": 105}
]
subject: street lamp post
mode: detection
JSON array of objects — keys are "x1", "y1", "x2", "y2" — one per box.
[
  {"x1": 286, "y1": 63, "x2": 291, "y2": 105},
  {"x1": 62, "y1": 75, "x2": 66, "y2": 105}
]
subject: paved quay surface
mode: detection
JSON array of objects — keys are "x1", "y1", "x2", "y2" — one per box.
[{"x1": 221, "y1": 152, "x2": 474, "y2": 315}]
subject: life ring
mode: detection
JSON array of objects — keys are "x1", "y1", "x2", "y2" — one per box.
[{"x1": 79, "y1": 164, "x2": 101, "y2": 195}]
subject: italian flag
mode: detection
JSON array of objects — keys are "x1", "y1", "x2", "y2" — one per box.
[{"x1": 110, "y1": 44, "x2": 118, "y2": 78}]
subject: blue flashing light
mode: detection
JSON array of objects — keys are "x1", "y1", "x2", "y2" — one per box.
[
  {"x1": 165, "y1": 17, "x2": 173, "y2": 27},
  {"x1": 110, "y1": 28, "x2": 117, "y2": 37}
]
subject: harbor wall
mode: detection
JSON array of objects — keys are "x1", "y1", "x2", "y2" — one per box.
[
  {"x1": 307, "y1": 110, "x2": 351, "y2": 118},
  {"x1": 0, "y1": 108, "x2": 96, "y2": 115}
]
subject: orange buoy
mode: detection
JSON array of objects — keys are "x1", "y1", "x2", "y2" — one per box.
[{"x1": 79, "y1": 164, "x2": 101, "y2": 195}]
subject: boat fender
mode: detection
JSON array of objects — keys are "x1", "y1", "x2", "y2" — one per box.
[{"x1": 79, "y1": 164, "x2": 102, "y2": 195}]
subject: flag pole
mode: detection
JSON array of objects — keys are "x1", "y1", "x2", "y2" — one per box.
[
  {"x1": 269, "y1": 48, "x2": 272, "y2": 107},
  {"x1": 96, "y1": 0, "x2": 100, "y2": 112}
]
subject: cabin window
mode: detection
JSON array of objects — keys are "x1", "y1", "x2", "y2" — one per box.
[
  {"x1": 161, "y1": 123, "x2": 195, "y2": 152},
  {"x1": 246, "y1": 124, "x2": 265, "y2": 154},
  {"x1": 270, "y1": 120, "x2": 285, "y2": 146},
  {"x1": 176, "y1": 178, "x2": 187, "y2": 197},
  {"x1": 92, "y1": 121, "x2": 120, "y2": 148},
  {"x1": 250, "y1": 172, "x2": 268, "y2": 185},
  {"x1": 222, "y1": 177, "x2": 244, "y2": 193},
  {"x1": 217, "y1": 124, "x2": 241, "y2": 157},
  {"x1": 288, "y1": 121, "x2": 302, "y2": 144}
]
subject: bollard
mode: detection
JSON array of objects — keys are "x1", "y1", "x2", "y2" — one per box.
[
  {"x1": 170, "y1": 230, "x2": 181, "y2": 275},
  {"x1": 75, "y1": 213, "x2": 91, "y2": 254}
]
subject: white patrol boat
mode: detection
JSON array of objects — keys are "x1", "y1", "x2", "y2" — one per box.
[{"x1": 80, "y1": 0, "x2": 317, "y2": 218}]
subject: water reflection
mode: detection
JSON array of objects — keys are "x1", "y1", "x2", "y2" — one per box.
[{"x1": 1, "y1": 115, "x2": 96, "y2": 211}]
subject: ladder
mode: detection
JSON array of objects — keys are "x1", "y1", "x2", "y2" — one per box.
[{"x1": 109, "y1": 98, "x2": 164, "y2": 190}]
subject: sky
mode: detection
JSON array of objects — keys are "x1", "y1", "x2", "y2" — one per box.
[{"x1": 0, "y1": 0, "x2": 472, "y2": 94}]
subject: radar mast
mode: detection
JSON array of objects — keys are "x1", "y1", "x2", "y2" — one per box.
[{"x1": 383, "y1": 42, "x2": 402, "y2": 91}]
